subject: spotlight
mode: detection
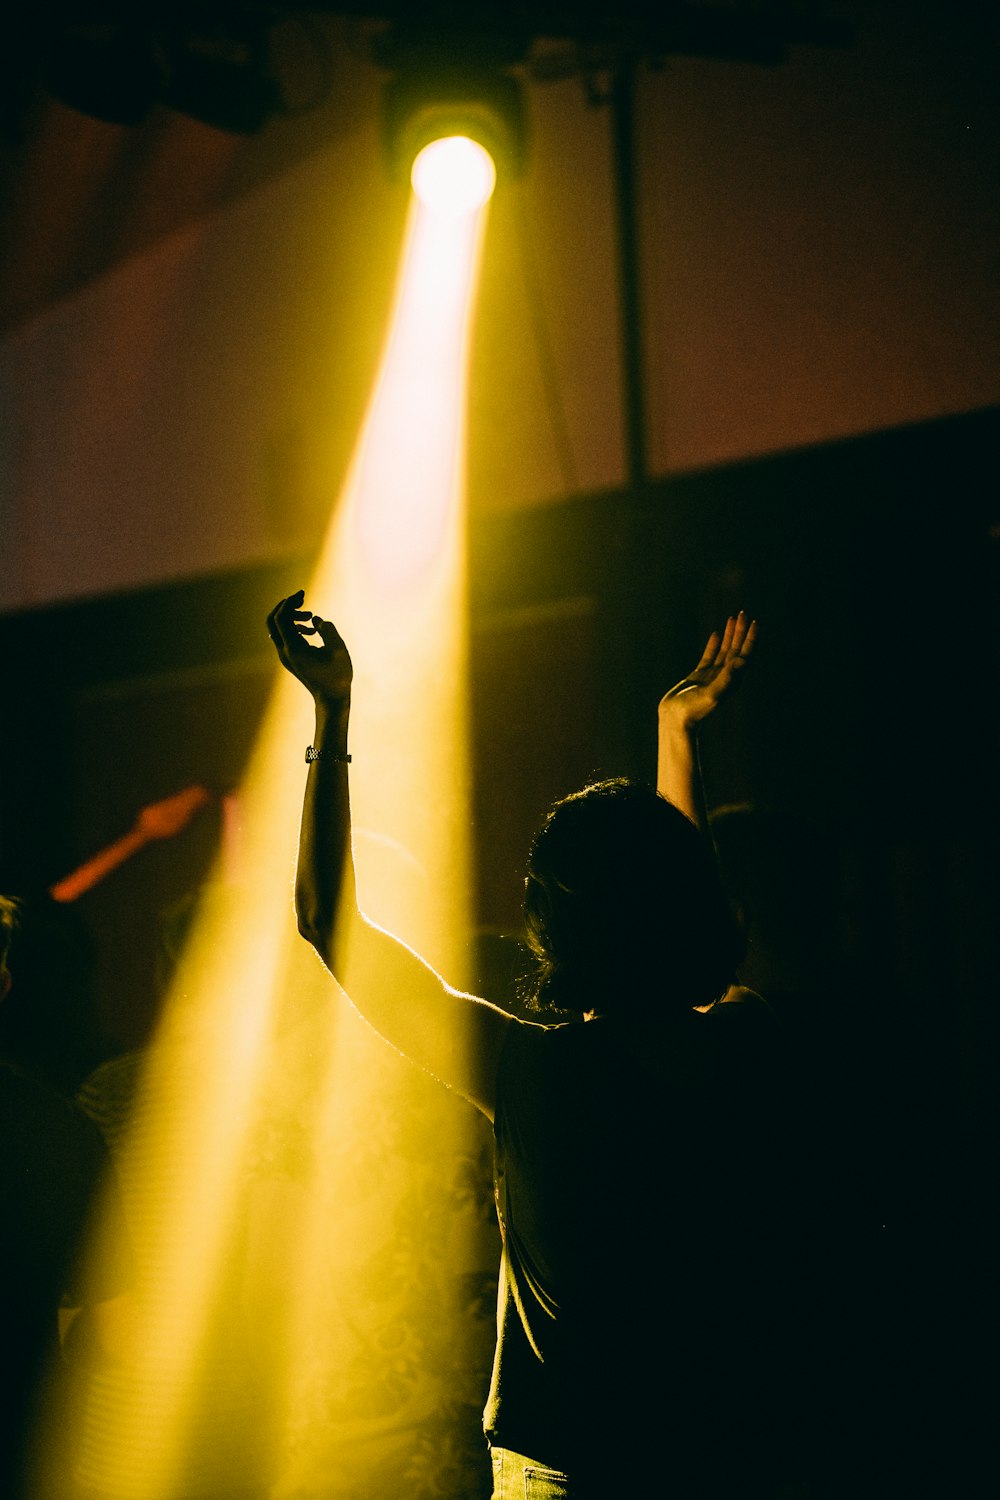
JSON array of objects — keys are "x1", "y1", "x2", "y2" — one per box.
[
  {"x1": 382, "y1": 63, "x2": 526, "y2": 190},
  {"x1": 411, "y1": 135, "x2": 496, "y2": 214}
]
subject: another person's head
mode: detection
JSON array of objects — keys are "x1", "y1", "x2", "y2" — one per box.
[
  {"x1": 523, "y1": 780, "x2": 745, "y2": 1018},
  {"x1": 0, "y1": 893, "x2": 19, "y2": 1003}
]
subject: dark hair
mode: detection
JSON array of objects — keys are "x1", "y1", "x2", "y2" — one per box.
[{"x1": 522, "y1": 779, "x2": 745, "y2": 1017}]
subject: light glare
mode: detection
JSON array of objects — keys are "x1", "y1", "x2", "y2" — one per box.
[{"x1": 411, "y1": 135, "x2": 496, "y2": 215}]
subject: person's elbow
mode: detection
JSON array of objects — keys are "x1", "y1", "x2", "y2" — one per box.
[
  {"x1": 294, "y1": 884, "x2": 343, "y2": 971},
  {"x1": 295, "y1": 900, "x2": 331, "y2": 959}
]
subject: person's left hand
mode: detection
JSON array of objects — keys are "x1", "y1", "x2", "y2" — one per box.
[{"x1": 659, "y1": 611, "x2": 757, "y2": 730}]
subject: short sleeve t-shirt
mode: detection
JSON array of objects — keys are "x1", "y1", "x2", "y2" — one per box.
[{"x1": 484, "y1": 998, "x2": 794, "y2": 1484}]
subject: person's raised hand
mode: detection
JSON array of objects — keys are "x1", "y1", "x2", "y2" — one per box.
[
  {"x1": 267, "y1": 591, "x2": 353, "y2": 704},
  {"x1": 659, "y1": 611, "x2": 757, "y2": 731}
]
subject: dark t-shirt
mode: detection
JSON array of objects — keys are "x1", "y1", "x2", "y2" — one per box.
[{"x1": 485, "y1": 996, "x2": 803, "y2": 1492}]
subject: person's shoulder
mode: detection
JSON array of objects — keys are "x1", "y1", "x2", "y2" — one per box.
[
  {"x1": 703, "y1": 986, "x2": 789, "y2": 1081},
  {"x1": 503, "y1": 1014, "x2": 581, "y2": 1038},
  {"x1": 705, "y1": 985, "x2": 779, "y2": 1026},
  {"x1": 503, "y1": 1016, "x2": 581, "y2": 1054},
  {"x1": 496, "y1": 1016, "x2": 588, "y2": 1100}
]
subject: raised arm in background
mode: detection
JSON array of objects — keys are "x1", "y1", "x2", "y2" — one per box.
[
  {"x1": 267, "y1": 591, "x2": 510, "y2": 1121},
  {"x1": 656, "y1": 611, "x2": 757, "y2": 833},
  {"x1": 48, "y1": 786, "x2": 213, "y2": 903}
]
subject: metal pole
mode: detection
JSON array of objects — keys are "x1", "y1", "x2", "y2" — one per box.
[
  {"x1": 610, "y1": 59, "x2": 649, "y2": 502},
  {"x1": 606, "y1": 56, "x2": 652, "y2": 778}
]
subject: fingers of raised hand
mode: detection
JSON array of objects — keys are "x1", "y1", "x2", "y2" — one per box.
[
  {"x1": 267, "y1": 590, "x2": 304, "y2": 646},
  {"x1": 715, "y1": 615, "x2": 737, "y2": 663},
  {"x1": 692, "y1": 630, "x2": 722, "y2": 674},
  {"x1": 718, "y1": 614, "x2": 757, "y2": 687},
  {"x1": 270, "y1": 592, "x2": 329, "y2": 656},
  {"x1": 717, "y1": 611, "x2": 757, "y2": 666},
  {"x1": 310, "y1": 614, "x2": 342, "y2": 647}
]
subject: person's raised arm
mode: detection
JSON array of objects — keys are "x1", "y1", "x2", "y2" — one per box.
[
  {"x1": 267, "y1": 592, "x2": 509, "y2": 1120},
  {"x1": 656, "y1": 612, "x2": 757, "y2": 833}
]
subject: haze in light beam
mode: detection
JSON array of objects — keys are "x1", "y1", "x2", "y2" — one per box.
[{"x1": 33, "y1": 187, "x2": 495, "y2": 1500}]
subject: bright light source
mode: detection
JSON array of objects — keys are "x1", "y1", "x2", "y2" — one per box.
[{"x1": 411, "y1": 135, "x2": 496, "y2": 215}]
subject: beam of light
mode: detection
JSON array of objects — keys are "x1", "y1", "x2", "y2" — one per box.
[
  {"x1": 31, "y1": 175, "x2": 496, "y2": 1499},
  {"x1": 269, "y1": 186, "x2": 494, "y2": 1497}
]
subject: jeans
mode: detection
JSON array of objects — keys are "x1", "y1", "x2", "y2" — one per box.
[{"x1": 490, "y1": 1446, "x2": 570, "y2": 1499}]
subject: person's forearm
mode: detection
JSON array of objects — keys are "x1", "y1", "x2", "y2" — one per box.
[
  {"x1": 295, "y1": 694, "x2": 355, "y2": 965},
  {"x1": 290, "y1": 685, "x2": 508, "y2": 1118},
  {"x1": 656, "y1": 712, "x2": 708, "y2": 834}
]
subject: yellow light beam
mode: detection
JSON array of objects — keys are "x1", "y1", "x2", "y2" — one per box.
[
  {"x1": 271, "y1": 183, "x2": 491, "y2": 1494},
  {"x1": 34, "y1": 158, "x2": 494, "y2": 1500}
]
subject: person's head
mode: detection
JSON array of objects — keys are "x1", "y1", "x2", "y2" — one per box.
[{"x1": 522, "y1": 779, "x2": 745, "y2": 1018}]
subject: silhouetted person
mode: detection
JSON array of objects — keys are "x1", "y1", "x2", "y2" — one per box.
[
  {"x1": 269, "y1": 595, "x2": 809, "y2": 1496},
  {"x1": 0, "y1": 894, "x2": 133, "y2": 1498}
]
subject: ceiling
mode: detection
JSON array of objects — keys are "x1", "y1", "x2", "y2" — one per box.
[{"x1": 0, "y1": 2, "x2": 858, "y2": 336}]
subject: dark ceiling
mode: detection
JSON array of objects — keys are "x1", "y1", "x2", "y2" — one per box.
[{"x1": 0, "y1": 3, "x2": 854, "y2": 335}]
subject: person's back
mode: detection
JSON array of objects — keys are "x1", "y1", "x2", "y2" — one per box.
[
  {"x1": 487, "y1": 990, "x2": 797, "y2": 1495},
  {"x1": 268, "y1": 596, "x2": 786, "y2": 1495}
]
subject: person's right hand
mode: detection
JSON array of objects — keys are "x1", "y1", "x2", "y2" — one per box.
[
  {"x1": 658, "y1": 611, "x2": 757, "y2": 731},
  {"x1": 267, "y1": 591, "x2": 353, "y2": 704}
]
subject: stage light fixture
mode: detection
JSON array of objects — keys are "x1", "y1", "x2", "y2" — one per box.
[{"x1": 382, "y1": 63, "x2": 526, "y2": 192}]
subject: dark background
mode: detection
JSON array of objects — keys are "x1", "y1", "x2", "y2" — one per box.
[
  {"x1": 2, "y1": 405, "x2": 995, "y2": 1078},
  {"x1": 0, "y1": 9, "x2": 995, "y2": 1484}
]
